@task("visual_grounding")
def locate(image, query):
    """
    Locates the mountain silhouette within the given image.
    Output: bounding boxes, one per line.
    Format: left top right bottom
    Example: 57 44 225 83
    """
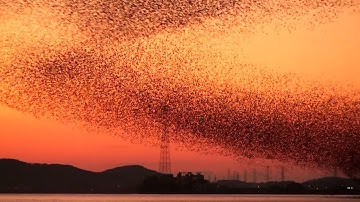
0 159 161 193
302 177 359 191
1 159 359 194
102 165 161 188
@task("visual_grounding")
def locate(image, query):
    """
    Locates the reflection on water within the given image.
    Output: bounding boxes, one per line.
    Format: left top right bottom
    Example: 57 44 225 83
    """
0 194 359 202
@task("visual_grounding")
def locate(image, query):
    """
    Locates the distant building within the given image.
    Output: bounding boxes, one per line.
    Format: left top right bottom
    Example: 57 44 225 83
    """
176 172 205 183
175 172 208 193
140 171 209 193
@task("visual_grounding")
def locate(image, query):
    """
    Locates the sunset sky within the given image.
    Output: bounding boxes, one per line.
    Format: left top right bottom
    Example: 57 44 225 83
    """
1 1 359 182
0 105 335 182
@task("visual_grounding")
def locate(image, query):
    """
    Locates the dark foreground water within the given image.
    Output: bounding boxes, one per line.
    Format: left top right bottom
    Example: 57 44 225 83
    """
0 194 359 202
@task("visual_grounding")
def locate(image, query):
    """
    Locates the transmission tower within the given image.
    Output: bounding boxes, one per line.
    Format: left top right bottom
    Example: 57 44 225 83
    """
266 166 270 182
253 168 256 183
281 166 285 182
159 125 171 174
333 167 338 177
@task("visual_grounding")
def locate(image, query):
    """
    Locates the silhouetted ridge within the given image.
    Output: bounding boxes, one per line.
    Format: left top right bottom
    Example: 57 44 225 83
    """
1 159 359 194
0 159 161 193
303 177 359 190
103 165 159 176
102 165 161 187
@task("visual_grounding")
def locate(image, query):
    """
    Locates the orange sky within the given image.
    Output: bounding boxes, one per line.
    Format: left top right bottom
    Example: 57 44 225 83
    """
0 106 333 182
0 6 359 182
242 9 360 86
0 106 242 178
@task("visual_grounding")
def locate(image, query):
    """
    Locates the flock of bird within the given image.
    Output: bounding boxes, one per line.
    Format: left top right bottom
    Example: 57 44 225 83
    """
0 0 359 177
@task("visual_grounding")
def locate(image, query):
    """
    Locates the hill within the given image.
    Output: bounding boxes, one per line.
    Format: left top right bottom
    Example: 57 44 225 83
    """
0 159 161 193
302 177 359 193
215 177 360 194
1 159 359 194
102 165 161 187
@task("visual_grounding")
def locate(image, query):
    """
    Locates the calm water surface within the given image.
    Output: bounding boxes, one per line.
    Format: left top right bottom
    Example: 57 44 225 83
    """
0 194 359 202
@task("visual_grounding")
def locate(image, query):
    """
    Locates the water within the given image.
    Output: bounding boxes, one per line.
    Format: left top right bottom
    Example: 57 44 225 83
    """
0 194 359 202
